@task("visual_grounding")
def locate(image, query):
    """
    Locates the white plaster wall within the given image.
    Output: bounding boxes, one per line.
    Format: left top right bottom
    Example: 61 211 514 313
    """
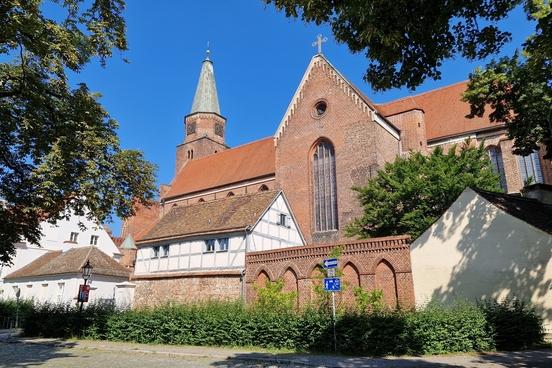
0 210 121 291
134 193 304 275
249 194 304 252
134 233 246 274
1 274 128 305
38 211 120 257
411 188 552 331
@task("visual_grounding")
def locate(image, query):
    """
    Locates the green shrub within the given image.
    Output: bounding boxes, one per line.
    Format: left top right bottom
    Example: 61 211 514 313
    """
7 298 544 355
406 302 494 354
353 288 384 313
0 299 34 319
254 280 297 314
478 298 544 350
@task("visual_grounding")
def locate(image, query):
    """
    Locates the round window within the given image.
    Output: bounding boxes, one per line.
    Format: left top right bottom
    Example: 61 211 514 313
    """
313 101 327 117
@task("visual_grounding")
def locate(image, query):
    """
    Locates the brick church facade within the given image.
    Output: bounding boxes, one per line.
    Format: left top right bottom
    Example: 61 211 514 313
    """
122 48 552 307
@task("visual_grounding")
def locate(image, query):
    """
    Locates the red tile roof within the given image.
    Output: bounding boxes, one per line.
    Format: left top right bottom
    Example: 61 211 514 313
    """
164 137 275 199
5 247 130 280
138 191 279 243
376 81 502 141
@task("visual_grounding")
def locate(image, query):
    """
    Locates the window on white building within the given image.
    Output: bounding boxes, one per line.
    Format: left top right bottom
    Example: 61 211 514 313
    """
204 239 215 253
277 213 289 227
218 238 229 252
69 232 79 243
518 151 544 185
161 245 170 257
90 235 99 245
152 246 160 258
57 282 65 302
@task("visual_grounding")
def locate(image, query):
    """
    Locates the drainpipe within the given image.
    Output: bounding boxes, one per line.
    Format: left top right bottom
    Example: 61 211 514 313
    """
240 226 252 303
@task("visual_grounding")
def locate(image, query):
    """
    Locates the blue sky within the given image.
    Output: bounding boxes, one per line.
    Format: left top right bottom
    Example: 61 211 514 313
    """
67 1 533 234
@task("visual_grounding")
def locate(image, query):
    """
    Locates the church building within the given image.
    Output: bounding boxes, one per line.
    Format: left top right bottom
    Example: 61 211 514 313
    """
123 42 552 307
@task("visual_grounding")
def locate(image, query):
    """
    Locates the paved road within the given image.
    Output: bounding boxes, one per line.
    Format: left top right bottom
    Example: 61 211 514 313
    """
1 338 551 367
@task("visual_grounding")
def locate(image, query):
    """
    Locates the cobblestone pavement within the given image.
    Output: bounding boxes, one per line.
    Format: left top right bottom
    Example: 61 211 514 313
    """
1 338 552 367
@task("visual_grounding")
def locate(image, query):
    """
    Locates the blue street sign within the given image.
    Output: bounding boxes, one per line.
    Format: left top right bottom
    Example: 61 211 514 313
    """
324 277 341 292
323 258 338 269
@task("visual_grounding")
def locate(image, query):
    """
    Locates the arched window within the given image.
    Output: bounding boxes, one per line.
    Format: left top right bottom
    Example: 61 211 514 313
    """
518 151 544 185
312 140 338 232
198 198 205 203
258 184 269 192
226 192 235 197
487 146 507 191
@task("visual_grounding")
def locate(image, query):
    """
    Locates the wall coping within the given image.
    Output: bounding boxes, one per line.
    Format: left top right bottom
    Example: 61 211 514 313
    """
246 236 410 264
131 269 243 280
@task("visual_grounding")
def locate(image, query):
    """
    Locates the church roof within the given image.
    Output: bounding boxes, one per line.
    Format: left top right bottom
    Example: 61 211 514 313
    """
376 81 503 141
190 56 220 115
137 191 279 243
5 247 130 280
164 137 275 199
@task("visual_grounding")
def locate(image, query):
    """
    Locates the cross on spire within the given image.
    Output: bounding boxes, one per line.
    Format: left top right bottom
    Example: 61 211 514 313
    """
312 34 328 54
205 41 211 61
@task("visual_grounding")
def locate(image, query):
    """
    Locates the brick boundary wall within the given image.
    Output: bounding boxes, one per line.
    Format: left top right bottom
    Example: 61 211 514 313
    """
245 236 414 309
131 270 243 308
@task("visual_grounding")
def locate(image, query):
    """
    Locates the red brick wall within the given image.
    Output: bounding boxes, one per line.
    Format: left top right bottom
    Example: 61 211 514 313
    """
275 57 400 244
132 271 242 308
175 112 228 174
245 236 414 310
386 110 427 154
121 201 161 240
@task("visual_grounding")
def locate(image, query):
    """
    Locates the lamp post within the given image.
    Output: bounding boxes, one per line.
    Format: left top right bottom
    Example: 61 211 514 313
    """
77 260 92 336
14 287 20 329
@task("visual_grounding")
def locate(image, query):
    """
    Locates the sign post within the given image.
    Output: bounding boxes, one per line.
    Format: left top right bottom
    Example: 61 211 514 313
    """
323 258 340 352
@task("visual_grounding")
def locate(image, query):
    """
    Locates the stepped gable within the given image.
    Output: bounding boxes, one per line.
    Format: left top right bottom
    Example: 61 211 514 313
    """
164 137 275 199
376 81 502 141
5 247 130 279
138 190 279 243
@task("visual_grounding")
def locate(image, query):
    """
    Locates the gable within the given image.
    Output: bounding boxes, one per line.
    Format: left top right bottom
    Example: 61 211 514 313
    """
273 54 400 144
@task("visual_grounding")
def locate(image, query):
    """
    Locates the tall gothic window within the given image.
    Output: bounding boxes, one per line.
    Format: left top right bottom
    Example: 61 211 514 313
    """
488 146 507 191
312 140 338 232
518 151 544 185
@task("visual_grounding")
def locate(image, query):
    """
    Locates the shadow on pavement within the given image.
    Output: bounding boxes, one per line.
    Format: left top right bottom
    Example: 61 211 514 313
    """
472 350 552 368
0 340 78 368
209 352 462 367
210 349 552 368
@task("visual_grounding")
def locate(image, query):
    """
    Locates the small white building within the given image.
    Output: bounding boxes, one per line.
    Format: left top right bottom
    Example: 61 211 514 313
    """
132 190 305 306
2 247 131 307
411 187 552 331
0 210 126 305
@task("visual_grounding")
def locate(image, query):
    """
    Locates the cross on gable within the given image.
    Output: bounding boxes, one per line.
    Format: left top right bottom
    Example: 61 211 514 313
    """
312 34 328 54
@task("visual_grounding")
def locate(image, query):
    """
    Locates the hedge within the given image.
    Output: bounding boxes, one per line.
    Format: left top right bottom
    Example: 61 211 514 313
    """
1 298 543 356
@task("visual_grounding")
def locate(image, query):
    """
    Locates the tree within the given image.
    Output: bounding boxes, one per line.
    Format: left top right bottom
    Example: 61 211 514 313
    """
346 142 501 240
265 0 552 158
0 1 157 264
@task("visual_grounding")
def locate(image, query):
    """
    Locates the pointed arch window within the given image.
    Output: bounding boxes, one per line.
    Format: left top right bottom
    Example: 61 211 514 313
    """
487 146 507 191
518 151 544 185
312 140 338 232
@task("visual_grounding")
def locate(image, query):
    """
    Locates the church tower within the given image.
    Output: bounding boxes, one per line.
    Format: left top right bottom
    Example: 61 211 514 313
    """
175 50 228 173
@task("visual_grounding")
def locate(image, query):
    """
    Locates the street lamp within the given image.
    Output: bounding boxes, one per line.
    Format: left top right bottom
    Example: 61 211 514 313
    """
82 260 93 282
77 260 92 336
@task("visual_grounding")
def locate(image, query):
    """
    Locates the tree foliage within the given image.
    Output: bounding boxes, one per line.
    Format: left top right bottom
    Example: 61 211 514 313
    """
265 0 552 157
0 1 157 264
346 142 501 239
